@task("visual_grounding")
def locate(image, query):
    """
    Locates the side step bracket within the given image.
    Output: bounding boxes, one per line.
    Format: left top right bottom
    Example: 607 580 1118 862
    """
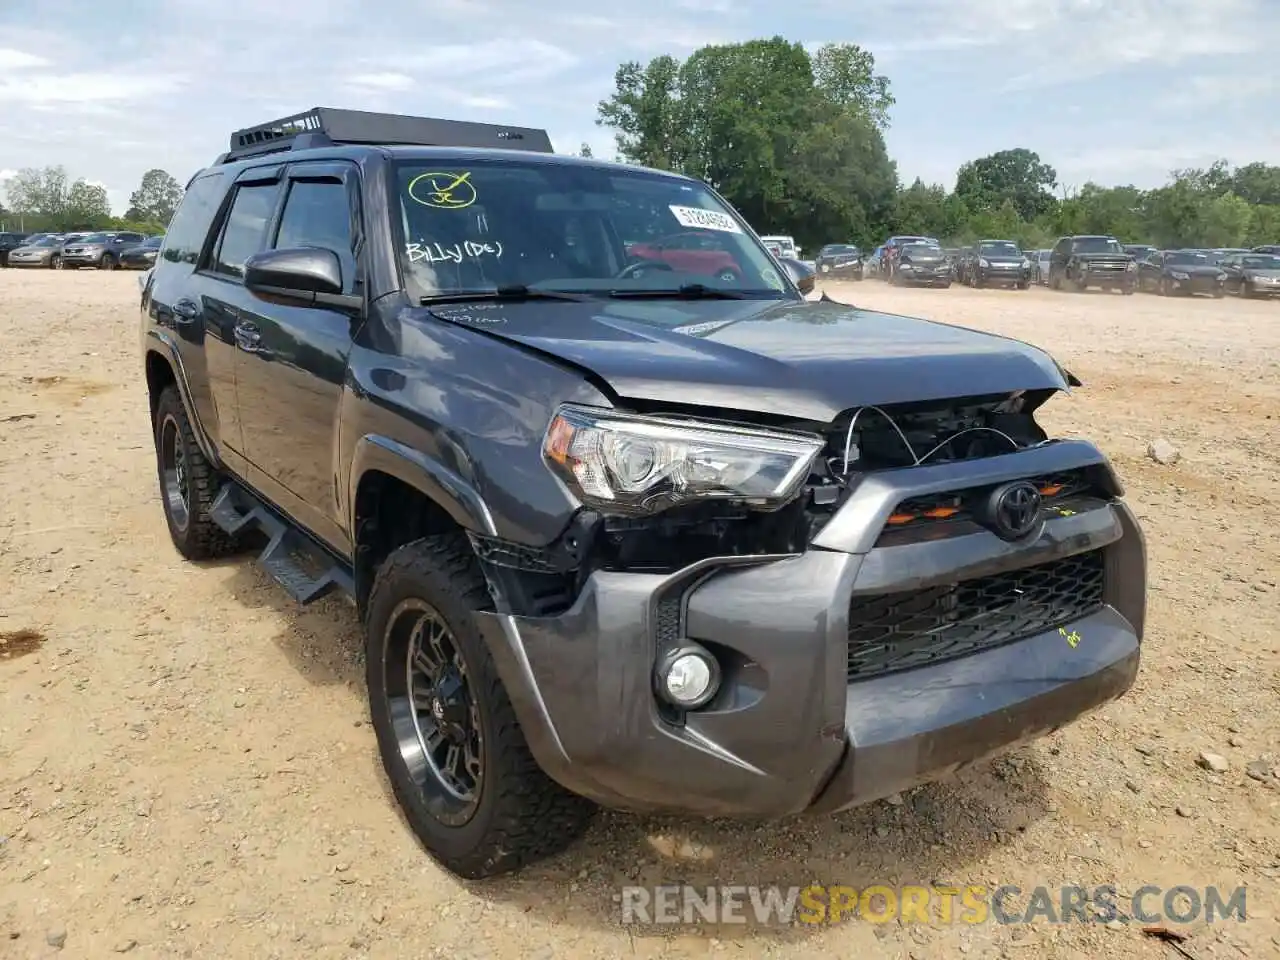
210 484 354 605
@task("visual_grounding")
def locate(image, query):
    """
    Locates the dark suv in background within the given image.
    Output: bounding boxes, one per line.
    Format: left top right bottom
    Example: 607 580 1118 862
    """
138 107 1147 882
0 231 31 267
1048 235 1136 293
961 240 1032 289
815 243 864 280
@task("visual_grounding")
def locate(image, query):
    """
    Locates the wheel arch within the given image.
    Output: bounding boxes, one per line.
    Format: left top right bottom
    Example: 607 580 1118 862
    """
349 436 498 615
143 338 218 465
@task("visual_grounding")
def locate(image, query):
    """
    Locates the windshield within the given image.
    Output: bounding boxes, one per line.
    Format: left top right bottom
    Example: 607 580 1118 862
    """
1165 251 1210 266
142 236 163 248
1071 237 1124 254
394 160 793 299
78 233 109 243
1242 255 1280 269
979 241 1021 257
902 243 941 257
33 237 62 247
822 244 857 256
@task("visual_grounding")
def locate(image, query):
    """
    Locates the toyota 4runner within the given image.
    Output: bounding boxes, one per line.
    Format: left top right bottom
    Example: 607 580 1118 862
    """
140 108 1147 880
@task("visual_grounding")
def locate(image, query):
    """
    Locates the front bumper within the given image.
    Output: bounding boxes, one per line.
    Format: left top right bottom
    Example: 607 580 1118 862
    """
5 254 52 267
1169 275 1224 295
979 267 1031 285
820 261 864 279
1078 269 1134 288
60 252 105 267
898 267 951 285
479 440 1147 817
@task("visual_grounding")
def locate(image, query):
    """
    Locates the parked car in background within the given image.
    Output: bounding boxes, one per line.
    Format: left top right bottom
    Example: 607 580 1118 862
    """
0 231 31 267
963 239 1032 289
1217 251 1280 298
1252 244 1280 255
119 234 165 270
1123 244 1157 262
865 245 884 278
1031 249 1052 284
882 235 939 283
763 240 783 257
626 231 744 283
759 235 799 260
58 230 147 270
815 243 864 280
1135 249 1225 298
891 242 951 287
5 234 67 268
1047 235 1136 293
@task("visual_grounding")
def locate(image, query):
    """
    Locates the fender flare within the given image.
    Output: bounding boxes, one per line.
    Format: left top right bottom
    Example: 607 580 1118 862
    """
347 435 498 538
143 331 219 465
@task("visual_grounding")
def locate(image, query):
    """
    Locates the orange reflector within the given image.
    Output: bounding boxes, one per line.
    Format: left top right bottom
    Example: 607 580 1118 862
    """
922 506 960 519
887 513 916 525
545 416 574 463
1039 484 1063 496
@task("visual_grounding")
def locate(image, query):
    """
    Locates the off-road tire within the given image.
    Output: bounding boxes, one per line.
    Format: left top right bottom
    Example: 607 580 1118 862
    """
153 386 238 561
365 535 596 879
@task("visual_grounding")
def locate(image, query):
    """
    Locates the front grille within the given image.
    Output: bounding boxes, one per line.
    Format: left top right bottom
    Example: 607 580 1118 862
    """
846 549 1106 680
878 470 1093 542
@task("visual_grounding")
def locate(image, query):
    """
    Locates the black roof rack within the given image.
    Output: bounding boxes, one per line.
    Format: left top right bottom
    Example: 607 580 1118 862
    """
219 107 555 163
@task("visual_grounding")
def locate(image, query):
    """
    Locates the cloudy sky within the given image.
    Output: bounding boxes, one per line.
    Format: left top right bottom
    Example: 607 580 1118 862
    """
1 0 1277 216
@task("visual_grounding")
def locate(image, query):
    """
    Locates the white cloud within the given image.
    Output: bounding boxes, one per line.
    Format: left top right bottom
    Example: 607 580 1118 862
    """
0 71 183 105
347 72 417 92
0 169 16 180
0 48 52 70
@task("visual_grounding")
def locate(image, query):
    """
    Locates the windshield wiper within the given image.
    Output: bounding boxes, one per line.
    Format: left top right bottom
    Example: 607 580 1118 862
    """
420 285 594 305
607 284 756 300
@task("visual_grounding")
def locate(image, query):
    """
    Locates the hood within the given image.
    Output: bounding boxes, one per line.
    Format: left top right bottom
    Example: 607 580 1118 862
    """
982 254 1026 264
902 251 944 263
1166 263 1221 275
420 297 1070 422
1245 268 1280 278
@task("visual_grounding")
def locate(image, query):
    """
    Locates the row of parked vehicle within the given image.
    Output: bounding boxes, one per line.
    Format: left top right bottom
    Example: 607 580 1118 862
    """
810 235 1280 299
0 229 165 271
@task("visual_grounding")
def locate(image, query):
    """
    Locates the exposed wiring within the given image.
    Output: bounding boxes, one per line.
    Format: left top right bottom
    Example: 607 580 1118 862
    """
840 405 919 473
915 426 1020 465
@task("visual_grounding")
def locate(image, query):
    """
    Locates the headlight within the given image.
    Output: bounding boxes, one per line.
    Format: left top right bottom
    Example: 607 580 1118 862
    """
543 404 822 516
1215 272 1226 281
1171 271 1189 280
1126 261 1138 272
979 258 990 268
1021 259 1031 268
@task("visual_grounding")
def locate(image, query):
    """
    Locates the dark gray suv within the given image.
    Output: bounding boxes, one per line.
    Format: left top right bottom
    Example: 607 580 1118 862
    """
139 107 1148 880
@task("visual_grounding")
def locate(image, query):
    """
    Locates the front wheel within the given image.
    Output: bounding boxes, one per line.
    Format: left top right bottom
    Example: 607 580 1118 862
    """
100 255 117 271
365 536 596 879
51 255 62 270
1017 280 1030 290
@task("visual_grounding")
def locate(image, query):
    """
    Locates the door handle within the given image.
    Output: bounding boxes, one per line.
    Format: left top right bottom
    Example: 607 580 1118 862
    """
233 322 261 353
172 298 199 322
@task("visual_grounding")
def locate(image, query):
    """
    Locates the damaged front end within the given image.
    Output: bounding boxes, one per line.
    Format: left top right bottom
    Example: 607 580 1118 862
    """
468 386 1103 617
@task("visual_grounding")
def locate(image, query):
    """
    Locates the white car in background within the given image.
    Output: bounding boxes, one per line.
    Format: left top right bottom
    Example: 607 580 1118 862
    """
759 234 800 260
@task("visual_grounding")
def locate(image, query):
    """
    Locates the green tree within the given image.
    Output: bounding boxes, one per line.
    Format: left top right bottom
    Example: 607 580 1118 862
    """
4 165 71 218
596 37 898 251
955 148 1058 222
577 143 594 158
65 181 112 227
125 169 183 226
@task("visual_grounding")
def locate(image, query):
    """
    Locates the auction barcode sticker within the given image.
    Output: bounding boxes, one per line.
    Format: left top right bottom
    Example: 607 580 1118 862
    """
668 205 743 234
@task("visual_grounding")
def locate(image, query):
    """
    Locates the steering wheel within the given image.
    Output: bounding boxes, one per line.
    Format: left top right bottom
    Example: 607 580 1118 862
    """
616 259 675 280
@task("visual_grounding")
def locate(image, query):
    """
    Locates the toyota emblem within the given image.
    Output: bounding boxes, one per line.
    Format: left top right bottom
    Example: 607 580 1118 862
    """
985 481 1043 541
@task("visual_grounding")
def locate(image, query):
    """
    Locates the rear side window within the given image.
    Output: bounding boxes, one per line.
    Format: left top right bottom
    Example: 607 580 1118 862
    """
160 173 227 266
212 183 280 278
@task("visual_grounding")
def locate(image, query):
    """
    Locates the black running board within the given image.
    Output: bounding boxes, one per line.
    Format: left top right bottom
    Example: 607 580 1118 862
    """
210 484 354 605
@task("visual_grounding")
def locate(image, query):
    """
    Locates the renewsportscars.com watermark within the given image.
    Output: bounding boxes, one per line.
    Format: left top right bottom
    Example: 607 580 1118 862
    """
620 884 1248 927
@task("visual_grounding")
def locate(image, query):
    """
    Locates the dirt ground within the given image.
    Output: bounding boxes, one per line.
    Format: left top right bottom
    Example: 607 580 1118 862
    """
1 269 1278 960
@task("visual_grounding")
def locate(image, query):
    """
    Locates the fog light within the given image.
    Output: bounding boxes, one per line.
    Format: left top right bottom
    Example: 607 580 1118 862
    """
656 644 721 709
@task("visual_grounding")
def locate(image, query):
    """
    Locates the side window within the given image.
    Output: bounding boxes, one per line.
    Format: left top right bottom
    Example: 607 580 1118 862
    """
213 182 280 278
273 178 355 289
160 173 227 266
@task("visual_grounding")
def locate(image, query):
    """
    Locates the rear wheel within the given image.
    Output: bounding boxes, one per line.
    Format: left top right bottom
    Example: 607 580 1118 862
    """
153 386 238 560
365 536 596 879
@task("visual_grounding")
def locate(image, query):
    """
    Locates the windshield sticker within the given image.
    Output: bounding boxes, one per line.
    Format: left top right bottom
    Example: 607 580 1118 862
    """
406 240 503 265
668 205 743 234
761 267 784 290
408 172 477 210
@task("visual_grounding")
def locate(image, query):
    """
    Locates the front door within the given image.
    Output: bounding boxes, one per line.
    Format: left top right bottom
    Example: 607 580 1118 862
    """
234 161 363 554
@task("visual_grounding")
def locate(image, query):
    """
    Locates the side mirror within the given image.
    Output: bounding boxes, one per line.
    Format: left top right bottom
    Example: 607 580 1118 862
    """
243 247 361 309
779 257 816 295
